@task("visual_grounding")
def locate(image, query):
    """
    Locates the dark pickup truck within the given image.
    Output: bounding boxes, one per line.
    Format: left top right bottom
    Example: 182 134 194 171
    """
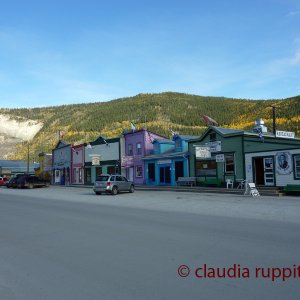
16 175 50 189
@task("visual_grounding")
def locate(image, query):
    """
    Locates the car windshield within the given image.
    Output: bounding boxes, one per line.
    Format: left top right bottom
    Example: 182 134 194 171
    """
96 176 109 181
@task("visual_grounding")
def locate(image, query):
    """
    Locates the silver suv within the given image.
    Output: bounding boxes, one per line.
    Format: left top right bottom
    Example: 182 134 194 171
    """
93 174 134 195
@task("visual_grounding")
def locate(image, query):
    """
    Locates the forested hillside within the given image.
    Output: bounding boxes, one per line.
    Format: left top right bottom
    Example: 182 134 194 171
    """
1 92 300 161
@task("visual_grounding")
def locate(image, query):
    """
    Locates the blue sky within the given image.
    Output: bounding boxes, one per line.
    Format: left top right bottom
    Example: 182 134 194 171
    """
0 0 300 108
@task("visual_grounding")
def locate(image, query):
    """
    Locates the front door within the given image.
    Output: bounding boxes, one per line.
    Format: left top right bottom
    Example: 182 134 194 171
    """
128 167 134 182
159 165 171 185
253 157 275 186
263 157 275 186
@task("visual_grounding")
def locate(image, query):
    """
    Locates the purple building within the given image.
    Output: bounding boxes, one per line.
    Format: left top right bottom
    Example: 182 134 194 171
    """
121 129 166 184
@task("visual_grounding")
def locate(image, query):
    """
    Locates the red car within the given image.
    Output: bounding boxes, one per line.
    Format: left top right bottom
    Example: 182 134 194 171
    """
0 177 8 186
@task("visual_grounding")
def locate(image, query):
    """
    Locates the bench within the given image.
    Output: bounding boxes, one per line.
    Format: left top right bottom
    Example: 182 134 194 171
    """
177 177 196 187
283 184 300 194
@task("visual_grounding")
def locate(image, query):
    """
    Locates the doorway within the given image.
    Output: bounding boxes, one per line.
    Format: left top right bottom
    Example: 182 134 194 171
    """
253 156 275 186
159 165 171 185
175 161 184 181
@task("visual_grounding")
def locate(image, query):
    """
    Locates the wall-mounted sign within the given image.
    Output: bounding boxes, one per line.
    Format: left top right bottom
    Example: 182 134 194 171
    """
276 152 292 175
215 154 225 162
276 131 295 139
196 146 211 158
157 159 172 165
90 154 101 166
205 141 221 152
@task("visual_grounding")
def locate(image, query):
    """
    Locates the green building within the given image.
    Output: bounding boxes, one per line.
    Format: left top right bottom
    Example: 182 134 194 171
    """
188 123 300 188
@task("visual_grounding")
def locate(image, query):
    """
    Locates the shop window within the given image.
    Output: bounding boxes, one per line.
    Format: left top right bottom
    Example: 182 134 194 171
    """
85 168 91 184
196 159 217 176
209 133 216 142
136 166 143 177
225 154 235 174
294 155 300 179
107 166 115 174
96 167 102 177
136 142 142 155
175 139 181 150
128 144 133 156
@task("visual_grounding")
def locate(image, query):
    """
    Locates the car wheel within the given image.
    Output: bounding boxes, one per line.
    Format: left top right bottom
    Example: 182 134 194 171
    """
111 186 118 195
95 192 101 195
28 183 34 189
129 185 134 193
17 184 22 189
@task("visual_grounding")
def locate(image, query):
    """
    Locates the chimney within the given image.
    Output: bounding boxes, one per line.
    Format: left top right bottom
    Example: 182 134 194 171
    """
254 118 268 133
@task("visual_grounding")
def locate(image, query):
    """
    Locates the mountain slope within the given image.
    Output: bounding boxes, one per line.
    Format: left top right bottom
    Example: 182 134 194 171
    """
0 92 299 160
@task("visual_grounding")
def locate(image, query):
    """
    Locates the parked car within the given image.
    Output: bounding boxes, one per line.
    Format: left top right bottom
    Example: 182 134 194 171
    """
5 177 18 188
0 177 8 186
93 174 134 195
16 175 50 189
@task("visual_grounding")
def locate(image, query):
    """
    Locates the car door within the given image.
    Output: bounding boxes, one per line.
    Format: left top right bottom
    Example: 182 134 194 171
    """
116 176 125 191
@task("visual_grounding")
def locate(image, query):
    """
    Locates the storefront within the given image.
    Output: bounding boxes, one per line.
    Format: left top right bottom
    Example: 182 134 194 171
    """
84 136 124 184
144 135 196 186
188 124 300 188
71 144 85 184
52 140 71 185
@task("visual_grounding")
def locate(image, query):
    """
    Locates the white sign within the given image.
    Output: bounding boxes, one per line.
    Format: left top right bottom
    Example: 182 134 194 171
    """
215 154 225 162
205 141 221 152
91 155 101 166
196 146 211 158
276 131 295 139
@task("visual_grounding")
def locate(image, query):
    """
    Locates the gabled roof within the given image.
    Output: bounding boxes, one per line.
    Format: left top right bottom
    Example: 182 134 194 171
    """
188 125 300 143
173 134 200 141
54 139 70 150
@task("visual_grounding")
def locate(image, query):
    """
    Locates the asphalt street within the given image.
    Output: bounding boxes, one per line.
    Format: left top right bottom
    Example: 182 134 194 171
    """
0 186 300 300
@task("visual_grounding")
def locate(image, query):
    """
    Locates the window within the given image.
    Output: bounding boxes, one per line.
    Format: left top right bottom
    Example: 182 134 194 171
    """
294 155 300 179
175 139 181 150
225 154 235 174
196 159 217 176
136 166 143 177
209 133 216 142
128 144 133 156
136 142 142 155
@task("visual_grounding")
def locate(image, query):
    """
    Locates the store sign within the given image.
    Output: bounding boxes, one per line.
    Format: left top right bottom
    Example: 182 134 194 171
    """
91 155 101 166
276 131 295 139
215 154 225 162
157 159 172 164
205 141 221 152
196 146 211 158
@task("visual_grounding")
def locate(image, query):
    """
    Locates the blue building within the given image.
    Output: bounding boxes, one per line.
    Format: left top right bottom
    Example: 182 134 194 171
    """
143 135 199 186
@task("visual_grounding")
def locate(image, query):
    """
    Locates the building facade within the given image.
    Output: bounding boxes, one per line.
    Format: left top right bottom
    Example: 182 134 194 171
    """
121 129 166 184
71 144 85 185
188 125 300 188
52 140 71 185
84 136 124 185
143 135 197 186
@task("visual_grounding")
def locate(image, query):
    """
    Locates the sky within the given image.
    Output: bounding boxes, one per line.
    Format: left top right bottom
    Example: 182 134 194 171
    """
0 0 300 108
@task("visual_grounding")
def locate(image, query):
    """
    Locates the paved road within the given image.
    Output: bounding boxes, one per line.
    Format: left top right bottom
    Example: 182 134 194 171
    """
0 186 300 300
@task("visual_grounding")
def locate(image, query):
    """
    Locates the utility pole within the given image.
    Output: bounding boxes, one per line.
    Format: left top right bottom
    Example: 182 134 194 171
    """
271 106 277 135
27 141 30 174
